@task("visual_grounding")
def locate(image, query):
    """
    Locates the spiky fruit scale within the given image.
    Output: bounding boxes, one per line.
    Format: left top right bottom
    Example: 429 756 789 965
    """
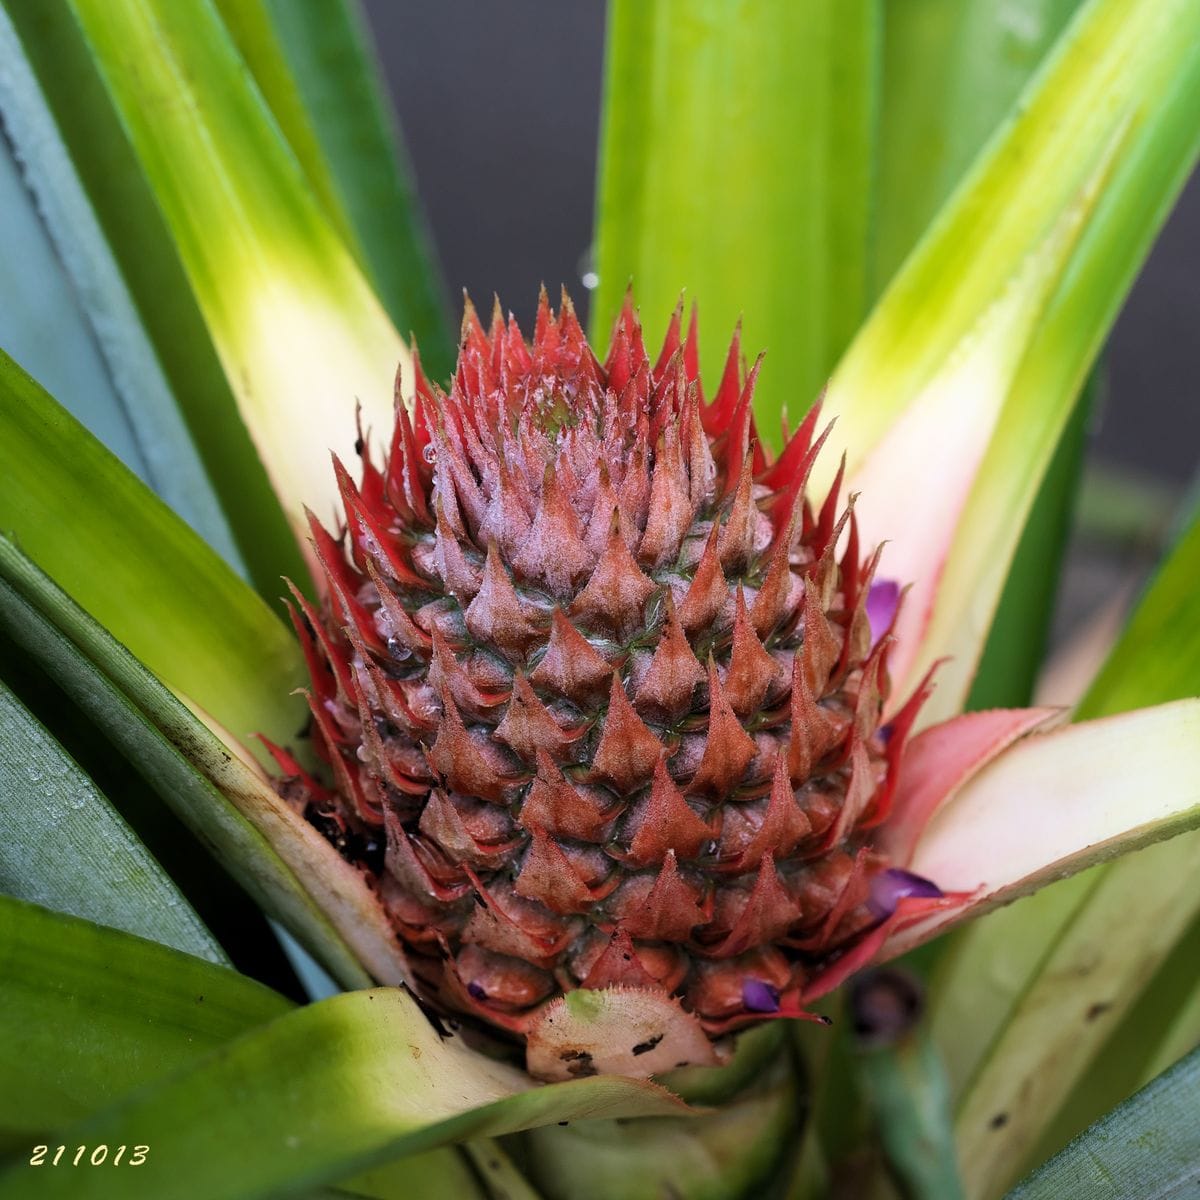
280 290 924 1077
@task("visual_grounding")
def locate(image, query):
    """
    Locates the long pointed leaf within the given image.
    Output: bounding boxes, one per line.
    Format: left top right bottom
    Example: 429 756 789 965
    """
0 350 304 753
889 700 1200 955
964 378 1092 709
591 0 879 440
0 126 146 486
0 538 395 991
949 830 1200 1197
875 0 1084 289
1004 1045 1200 1200
933 499 1200 1195
0 898 483 1200
0 681 222 964
0 0 303 594
0 897 289 1136
216 0 453 377
0 1 241 567
1024 911 1200 1174
66 0 409 542
0 990 685 1200
820 0 1200 719
1080 497 1200 716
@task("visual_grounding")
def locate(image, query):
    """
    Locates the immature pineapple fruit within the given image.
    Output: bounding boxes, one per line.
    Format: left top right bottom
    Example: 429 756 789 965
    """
278 290 929 1078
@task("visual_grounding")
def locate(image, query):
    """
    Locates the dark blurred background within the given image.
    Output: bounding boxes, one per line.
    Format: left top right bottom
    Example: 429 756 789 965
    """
363 1 1197 490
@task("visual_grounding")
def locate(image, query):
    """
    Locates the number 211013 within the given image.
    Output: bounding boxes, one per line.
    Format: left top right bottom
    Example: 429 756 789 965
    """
29 1145 149 1167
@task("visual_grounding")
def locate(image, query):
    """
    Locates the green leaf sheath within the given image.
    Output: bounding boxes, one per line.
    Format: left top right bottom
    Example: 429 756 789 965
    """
591 0 879 442
1004 1046 1200 1200
217 0 453 377
0 985 686 1200
0 349 305 756
0 0 304 595
456 1142 544 1200
0 542 372 991
525 1070 797 1200
336 1151 491 1200
0 681 223 964
855 1027 964 1200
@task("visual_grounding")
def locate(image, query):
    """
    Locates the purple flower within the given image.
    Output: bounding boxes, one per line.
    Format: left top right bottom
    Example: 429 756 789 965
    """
742 979 781 1013
467 981 488 1001
868 868 943 919
866 579 901 647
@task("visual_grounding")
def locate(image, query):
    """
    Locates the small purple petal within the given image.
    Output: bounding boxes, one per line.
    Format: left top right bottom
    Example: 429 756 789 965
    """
877 722 894 746
866 580 901 647
742 979 781 1013
868 868 943 919
467 982 488 1001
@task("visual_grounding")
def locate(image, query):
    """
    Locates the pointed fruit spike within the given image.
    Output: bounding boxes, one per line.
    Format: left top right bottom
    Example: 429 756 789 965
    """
627 755 714 867
591 674 665 794
688 659 758 798
633 592 705 721
726 587 787 717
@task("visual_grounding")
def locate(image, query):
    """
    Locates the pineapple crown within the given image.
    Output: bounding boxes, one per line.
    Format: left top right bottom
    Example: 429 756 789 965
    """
270 289 938 1080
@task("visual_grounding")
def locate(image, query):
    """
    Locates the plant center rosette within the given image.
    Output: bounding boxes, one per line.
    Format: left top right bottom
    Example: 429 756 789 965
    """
267 291 952 1080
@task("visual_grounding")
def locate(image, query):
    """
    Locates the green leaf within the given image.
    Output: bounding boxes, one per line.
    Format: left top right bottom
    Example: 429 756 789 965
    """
0 0 304 595
0 537 391 991
819 0 1200 721
1079 497 1200 717
0 989 685 1200
0 547 372 993
0 349 305 755
1004 1045 1200 1200
931 500 1200 1196
947 831 1200 1197
1024 910 1200 1175
64 0 408 544
964 374 1092 710
0 898 485 1200
0 896 290 1136
0 680 223 964
0 121 145 487
590 0 879 442
1138 934 1200 1086
338 1151 490 1200
456 1142 542 1200
215 0 453 379
875 0 1085 289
